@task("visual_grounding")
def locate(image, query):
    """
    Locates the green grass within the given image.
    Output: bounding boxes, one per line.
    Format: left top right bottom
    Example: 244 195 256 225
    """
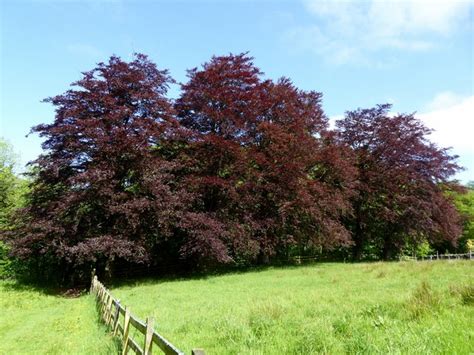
0 282 118 354
1 261 472 354
111 261 474 354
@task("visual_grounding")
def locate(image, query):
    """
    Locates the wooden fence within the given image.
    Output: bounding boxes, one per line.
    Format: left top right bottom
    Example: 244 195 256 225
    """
291 255 318 264
90 274 205 355
400 252 473 261
292 252 473 264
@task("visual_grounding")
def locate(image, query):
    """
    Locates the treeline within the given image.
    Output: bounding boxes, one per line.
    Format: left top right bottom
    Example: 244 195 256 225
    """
1 53 471 284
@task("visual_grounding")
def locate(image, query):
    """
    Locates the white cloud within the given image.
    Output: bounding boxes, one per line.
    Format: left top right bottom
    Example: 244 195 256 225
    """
330 93 474 182
67 44 103 58
418 93 474 181
328 114 344 129
418 93 474 152
289 0 473 65
424 91 467 111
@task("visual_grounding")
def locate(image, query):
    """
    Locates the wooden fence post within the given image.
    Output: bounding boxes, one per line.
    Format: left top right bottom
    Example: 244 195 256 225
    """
113 300 121 336
100 291 106 318
102 292 110 321
98 284 103 306
92 276 98 295
122 307 131 355
106 295 114 326
144 317 154 355
90 268 96 293
102 292 108 322
101 289 107 318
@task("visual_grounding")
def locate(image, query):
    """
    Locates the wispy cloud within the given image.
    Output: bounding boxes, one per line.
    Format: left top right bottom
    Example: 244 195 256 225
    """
424 91 468 111
330 92 474 181
418 93 473 181
287 0 473 65
418 93 474 153
67 43 104 58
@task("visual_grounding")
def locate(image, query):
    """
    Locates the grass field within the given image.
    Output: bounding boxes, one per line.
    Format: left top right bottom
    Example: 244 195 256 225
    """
1 261 472 354
0 282 118 354
111 261 474 354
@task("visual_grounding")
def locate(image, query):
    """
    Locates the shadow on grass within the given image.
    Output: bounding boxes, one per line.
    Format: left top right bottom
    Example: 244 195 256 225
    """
106 260 349 289
106 257 423 290
0 277 89 297
3 258 401 294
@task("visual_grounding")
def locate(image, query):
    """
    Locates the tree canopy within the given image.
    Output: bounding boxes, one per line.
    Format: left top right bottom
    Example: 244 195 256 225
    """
175 54 356 266
0 138 28 277
9 55 189 282
335 104 462 259
0 138 27 231
4 54 465 284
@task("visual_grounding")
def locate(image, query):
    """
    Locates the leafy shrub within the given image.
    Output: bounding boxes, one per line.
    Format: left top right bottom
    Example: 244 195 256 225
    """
0 241 13 279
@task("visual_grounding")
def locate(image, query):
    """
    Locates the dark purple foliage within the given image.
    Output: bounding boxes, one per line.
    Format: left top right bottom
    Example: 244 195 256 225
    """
336 104 462 259
6 54 464 284
175 54 356 264
11 55 189 282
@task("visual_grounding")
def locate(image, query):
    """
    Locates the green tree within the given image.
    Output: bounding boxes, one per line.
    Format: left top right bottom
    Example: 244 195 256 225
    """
0 138 28 277
450 182 474 252
0 138 27 230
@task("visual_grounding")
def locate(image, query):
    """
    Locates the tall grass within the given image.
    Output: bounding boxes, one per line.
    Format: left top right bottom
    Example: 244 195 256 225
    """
0 281 118 354
111 261 473 354
1 261 472 354
406 281 442 319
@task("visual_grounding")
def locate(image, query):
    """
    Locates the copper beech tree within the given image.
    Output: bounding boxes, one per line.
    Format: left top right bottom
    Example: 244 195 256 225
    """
11 55 190 282
7 54 463 283
336 104 462 259
175 54 356 266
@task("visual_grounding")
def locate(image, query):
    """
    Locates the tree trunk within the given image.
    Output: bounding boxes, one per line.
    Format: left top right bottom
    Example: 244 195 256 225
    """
352 240 363 260
382 237 394 260
352 209 364 261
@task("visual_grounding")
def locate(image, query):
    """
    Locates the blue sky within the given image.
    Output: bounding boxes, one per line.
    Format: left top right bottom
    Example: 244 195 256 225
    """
1 0 473 181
